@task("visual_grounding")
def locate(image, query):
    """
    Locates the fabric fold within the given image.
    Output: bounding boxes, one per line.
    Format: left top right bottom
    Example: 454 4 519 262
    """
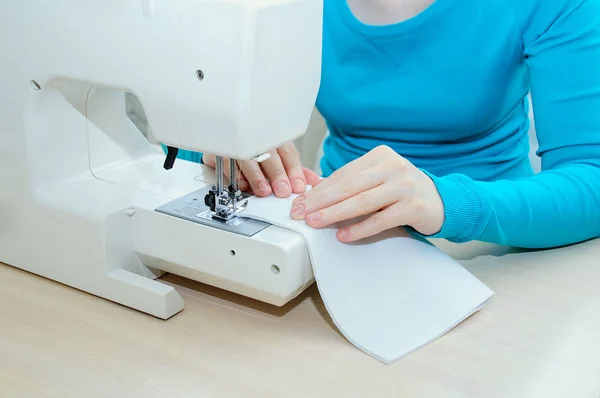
242 193 493 364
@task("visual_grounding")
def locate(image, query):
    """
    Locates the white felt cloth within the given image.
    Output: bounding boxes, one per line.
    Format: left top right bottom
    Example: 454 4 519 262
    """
242 193 493 364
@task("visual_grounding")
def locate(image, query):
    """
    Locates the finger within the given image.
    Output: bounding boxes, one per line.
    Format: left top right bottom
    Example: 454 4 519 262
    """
310 178 325 187
223 159 250 191
337 202 404 243
303 167 321 187
303 184 394 229
237 176 250 192
326 146 387 183
202 153 216 167
260 151 292 198
222 157 232 180
236 160 250 191
291 168 386 220
204 155 250 191
277 143 306 193
240 159 271 197
292 156 381 207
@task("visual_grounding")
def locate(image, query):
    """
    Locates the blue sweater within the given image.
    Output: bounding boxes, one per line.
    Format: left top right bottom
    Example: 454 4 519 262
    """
173 0 600 249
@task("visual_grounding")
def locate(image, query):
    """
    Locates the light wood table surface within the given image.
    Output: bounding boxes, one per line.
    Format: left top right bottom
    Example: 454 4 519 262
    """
1 238 600 398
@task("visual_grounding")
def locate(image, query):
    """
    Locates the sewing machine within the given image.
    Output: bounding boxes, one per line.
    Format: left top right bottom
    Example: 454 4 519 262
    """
0 0 322 319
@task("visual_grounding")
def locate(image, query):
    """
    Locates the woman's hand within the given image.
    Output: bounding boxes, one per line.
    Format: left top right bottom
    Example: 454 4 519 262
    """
202 142 320 198
290 145 445 242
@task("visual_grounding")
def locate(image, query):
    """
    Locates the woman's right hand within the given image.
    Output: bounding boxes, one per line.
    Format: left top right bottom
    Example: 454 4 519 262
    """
202 142 320 198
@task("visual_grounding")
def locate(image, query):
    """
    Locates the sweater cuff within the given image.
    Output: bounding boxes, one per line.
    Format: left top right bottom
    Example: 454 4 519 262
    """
420 171 486 242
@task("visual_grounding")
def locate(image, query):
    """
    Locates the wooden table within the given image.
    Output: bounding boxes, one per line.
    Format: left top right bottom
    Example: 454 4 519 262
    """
1 238 600 398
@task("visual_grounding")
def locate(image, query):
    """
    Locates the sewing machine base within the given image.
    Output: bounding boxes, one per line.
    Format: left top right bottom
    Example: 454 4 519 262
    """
1 0 321 320
0 173 315 320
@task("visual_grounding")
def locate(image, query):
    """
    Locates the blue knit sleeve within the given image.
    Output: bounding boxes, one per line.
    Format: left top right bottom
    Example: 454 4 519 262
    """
427 0 600 248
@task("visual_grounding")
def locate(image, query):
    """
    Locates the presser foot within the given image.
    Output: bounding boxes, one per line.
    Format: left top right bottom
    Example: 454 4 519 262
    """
204 186 248 221
155 185 268 237
203 156 249 221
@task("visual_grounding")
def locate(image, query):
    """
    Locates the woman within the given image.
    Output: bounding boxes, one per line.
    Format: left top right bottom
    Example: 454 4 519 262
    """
176 0 600 249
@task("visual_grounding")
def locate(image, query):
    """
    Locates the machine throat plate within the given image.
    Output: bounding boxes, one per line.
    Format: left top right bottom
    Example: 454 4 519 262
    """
155 186 269 237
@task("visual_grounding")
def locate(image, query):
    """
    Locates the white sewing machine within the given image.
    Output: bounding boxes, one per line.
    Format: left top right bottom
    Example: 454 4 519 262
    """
0 0 322 319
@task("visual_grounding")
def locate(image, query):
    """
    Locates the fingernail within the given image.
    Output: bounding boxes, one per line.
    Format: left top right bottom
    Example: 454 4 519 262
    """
291 178 306 193
337 229 349 241
306 212 321 223
291 204 305 218
293 195 305 205
275 181 291 196
257 181 270 195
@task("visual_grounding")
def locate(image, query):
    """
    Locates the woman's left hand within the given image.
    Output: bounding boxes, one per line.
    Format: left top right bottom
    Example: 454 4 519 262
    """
290 145 445 242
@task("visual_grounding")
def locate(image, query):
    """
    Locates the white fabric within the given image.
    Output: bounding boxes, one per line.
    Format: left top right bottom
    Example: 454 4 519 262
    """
243 193 494 364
